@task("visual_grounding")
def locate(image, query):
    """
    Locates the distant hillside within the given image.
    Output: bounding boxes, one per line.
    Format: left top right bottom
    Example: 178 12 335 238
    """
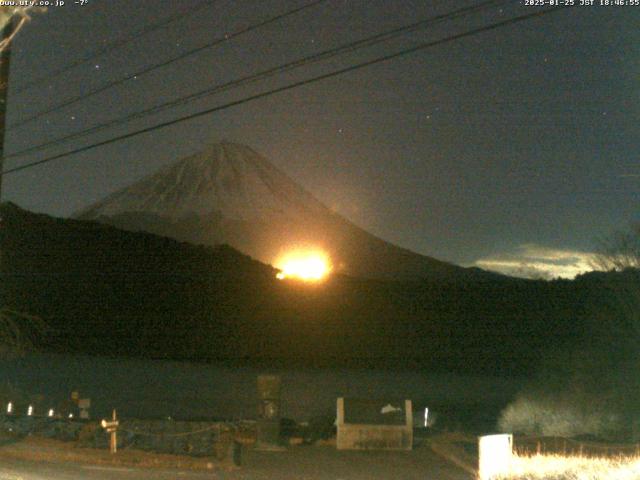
76 142 497 282
0 203 601 375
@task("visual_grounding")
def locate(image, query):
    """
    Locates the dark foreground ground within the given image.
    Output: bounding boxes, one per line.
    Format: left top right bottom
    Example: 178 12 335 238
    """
0 443 473 480
237 443 474 480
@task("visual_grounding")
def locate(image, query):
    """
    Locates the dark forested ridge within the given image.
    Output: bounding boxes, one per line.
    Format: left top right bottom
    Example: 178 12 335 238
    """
0 203 625 375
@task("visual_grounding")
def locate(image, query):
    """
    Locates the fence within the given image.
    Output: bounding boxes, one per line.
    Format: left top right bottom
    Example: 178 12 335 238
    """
0 413 254 459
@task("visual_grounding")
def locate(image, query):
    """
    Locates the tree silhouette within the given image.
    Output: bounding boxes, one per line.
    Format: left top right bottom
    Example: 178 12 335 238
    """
593 223 640 271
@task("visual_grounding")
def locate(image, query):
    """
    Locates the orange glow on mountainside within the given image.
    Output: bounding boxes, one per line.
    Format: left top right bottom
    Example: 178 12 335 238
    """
275 250 331 282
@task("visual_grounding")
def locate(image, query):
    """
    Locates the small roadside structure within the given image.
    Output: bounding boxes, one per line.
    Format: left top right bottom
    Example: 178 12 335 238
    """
478 433 513 480
255 374 284 451
336 397 412 450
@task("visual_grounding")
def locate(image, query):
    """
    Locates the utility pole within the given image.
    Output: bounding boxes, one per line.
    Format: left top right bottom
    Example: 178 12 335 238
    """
0 14 20 202
0 12 19 302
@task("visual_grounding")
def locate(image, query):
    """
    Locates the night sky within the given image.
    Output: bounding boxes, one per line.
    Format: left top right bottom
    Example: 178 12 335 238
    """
3 0 638 278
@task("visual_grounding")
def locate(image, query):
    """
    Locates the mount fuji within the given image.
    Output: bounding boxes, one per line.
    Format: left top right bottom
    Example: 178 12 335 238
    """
76 142 491 281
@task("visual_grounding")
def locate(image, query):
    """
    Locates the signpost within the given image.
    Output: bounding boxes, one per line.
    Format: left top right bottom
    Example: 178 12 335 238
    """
101 409 119 454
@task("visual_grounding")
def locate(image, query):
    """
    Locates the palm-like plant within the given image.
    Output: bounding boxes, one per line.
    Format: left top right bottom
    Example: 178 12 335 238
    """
0 308 47 358
0 7 36 51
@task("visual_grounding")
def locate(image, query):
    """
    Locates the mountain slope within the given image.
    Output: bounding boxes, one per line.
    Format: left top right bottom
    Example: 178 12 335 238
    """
0 203 585 374
76 142 494 281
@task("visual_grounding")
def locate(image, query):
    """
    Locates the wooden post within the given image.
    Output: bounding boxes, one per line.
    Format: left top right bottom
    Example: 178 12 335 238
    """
110 409 117 454
101 409 119 454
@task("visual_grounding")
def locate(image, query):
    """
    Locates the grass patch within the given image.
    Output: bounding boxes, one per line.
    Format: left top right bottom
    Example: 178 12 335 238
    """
496 452 640 479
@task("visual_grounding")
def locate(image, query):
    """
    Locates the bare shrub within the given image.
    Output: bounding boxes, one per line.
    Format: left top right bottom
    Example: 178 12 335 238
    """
592 223 640 272
497 394 621 439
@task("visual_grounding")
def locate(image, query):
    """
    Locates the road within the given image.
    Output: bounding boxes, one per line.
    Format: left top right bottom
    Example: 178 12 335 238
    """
0 458 217 479
0 444 473 479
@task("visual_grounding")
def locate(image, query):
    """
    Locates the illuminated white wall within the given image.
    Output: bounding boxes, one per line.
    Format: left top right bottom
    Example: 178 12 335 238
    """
478 433 513 480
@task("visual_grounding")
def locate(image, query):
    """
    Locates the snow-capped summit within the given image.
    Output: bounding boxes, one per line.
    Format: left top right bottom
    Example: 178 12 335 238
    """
77 142 329 222
77 142 491 281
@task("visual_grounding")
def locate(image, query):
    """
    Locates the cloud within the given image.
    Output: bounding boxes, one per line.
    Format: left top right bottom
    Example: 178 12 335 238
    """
474 244 597 280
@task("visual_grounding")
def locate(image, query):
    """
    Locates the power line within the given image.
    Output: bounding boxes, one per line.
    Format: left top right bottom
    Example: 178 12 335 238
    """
95 0 511 131
2 5 570 177
12 0 218 96
5 0 510 161
9 0 329 130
